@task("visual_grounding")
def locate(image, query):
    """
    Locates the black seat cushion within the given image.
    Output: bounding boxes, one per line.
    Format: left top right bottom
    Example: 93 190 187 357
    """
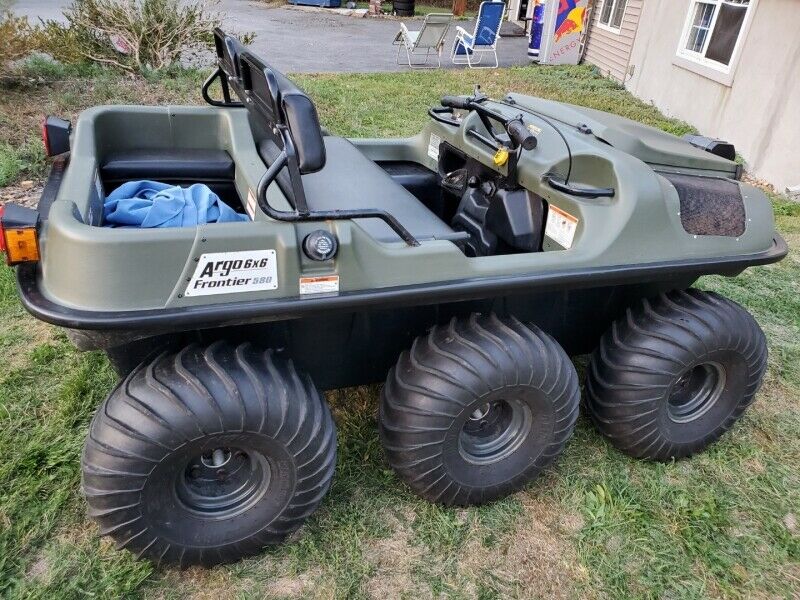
101 149 235 182
259 136 454 243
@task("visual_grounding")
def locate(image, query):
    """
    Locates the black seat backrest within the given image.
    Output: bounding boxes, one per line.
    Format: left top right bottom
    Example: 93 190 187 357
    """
237 51 326 174
213 27 245 81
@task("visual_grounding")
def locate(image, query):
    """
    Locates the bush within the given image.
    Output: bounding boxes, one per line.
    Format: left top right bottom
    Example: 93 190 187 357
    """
0 7 38 76
38 0 247 73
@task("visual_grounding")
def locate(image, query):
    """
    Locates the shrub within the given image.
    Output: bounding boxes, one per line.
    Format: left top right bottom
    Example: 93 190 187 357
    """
38 0 247 73
0 6 38 76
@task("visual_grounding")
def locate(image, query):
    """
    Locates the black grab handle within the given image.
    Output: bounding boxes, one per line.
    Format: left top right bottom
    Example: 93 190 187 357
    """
507 120 538 151
440 96 473 110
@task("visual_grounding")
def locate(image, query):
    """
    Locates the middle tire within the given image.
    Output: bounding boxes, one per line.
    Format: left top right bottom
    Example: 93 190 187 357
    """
380 314 580 506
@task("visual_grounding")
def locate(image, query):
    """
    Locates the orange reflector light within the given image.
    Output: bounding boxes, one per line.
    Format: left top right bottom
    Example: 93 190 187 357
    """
1 204 41 265
3 227 40 265
0 205 5 253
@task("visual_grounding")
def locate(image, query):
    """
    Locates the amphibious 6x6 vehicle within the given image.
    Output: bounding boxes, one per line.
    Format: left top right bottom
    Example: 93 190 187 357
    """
1 30 786 567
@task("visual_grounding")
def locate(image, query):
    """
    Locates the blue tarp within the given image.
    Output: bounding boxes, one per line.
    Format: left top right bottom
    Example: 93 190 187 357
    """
104 180 248 228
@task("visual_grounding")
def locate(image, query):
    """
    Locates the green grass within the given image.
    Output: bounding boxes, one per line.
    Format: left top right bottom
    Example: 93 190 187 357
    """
0 62 797 599
0 139 46 186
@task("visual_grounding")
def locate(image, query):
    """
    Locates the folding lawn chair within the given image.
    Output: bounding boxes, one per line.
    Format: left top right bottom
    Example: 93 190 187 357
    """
393 13 454 69
451 1 505 68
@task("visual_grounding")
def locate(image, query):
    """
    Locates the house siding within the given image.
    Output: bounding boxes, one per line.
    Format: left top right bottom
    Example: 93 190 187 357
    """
583 0 643 82
625 0 800 192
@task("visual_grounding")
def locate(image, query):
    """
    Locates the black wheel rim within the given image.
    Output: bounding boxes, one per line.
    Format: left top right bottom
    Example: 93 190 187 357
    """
176 447 271 518
458 399 533 465
667 362 726 424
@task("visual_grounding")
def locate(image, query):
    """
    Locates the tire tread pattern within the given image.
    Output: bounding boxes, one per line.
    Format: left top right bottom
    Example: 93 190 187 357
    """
82 342 336 567
380 314 580 506
586 289 767 461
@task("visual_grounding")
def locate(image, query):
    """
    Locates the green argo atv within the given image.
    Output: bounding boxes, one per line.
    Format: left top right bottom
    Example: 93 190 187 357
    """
0 29 787 567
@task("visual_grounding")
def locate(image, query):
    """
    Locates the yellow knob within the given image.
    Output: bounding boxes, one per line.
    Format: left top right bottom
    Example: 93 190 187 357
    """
493 147 509 167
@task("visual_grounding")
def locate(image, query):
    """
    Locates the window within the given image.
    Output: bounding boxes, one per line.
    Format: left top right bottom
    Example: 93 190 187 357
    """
678 0 753 71
597 0 627 33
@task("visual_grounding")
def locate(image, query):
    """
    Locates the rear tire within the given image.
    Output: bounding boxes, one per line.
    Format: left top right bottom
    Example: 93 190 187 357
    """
586 289 767 461
380 314 580 506
82 342 336 567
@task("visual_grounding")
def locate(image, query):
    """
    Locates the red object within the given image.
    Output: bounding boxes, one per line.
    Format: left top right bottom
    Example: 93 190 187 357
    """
554 17 579 41
0 204 6 253
41 117 51 157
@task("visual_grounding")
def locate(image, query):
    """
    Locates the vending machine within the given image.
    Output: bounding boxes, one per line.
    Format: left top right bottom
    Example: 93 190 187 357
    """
531 0 589 65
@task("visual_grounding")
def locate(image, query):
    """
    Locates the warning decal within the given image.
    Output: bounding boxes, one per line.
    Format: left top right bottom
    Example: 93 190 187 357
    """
545 205 579 249
246 189 257 219
428 133 441 161
299 275 340 295
185 250 278 297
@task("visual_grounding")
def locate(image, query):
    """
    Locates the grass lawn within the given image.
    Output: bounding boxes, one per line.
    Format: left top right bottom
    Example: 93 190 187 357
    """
0 61 798 599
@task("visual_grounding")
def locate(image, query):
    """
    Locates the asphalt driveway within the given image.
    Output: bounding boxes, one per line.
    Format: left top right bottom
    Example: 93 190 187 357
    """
13 0 531 72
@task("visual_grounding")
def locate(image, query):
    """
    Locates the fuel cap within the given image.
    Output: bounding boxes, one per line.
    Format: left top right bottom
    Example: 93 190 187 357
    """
303 230 338 261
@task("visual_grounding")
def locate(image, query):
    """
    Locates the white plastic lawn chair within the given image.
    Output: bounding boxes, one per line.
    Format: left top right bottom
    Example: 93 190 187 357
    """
393 13 453 69
451 1 505 68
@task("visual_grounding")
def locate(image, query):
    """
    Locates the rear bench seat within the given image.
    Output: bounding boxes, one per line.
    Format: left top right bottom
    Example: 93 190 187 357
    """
99 148 242 216
101 148 235 185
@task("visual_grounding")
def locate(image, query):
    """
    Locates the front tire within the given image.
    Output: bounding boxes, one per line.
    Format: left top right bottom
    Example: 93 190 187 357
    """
380 314 580 506
586 289 767 461
82 342 337 567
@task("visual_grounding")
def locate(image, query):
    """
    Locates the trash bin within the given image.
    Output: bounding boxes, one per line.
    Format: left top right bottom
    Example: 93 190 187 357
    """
393 0 415 16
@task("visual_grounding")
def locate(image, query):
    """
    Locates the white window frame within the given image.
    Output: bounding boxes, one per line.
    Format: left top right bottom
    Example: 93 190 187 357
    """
596 0 628 34
674 0 758 86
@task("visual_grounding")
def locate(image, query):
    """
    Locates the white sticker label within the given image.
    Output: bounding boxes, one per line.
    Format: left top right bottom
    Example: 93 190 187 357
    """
246 189 257 219
545 205 579 249
428 133 441 161
185 250 278 297
299 275 339 295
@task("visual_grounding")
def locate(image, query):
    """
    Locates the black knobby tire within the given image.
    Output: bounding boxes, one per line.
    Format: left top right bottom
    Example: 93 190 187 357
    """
586 289 767 461
82 342 337 567
380 314 580 506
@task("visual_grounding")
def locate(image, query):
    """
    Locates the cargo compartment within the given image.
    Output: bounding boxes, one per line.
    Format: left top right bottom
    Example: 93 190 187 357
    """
74 106 254 226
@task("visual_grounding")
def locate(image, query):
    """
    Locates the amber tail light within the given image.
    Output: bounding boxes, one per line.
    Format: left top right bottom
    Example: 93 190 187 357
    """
0 204 41 265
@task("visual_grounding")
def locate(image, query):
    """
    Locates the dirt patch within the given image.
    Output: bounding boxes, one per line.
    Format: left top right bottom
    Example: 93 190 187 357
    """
0 181 43 209
409 495 591 599
262 569 326 599
25 553 51 583
0 318 57 373
150 566 266 600
148 561 326 600
750 378 798 419
784 513 797 535
486 497 589 599
364 513 426 599
55 519 99 548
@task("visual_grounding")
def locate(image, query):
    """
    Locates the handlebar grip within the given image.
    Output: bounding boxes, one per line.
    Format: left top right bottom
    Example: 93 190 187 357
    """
440 96 473 110
507 120 538 151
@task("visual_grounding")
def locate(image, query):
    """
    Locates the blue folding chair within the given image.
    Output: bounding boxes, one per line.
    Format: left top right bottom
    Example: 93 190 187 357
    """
451 1 505 68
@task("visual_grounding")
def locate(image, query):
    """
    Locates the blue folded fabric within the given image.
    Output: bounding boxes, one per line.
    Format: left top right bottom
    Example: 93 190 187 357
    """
104 180 248 228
